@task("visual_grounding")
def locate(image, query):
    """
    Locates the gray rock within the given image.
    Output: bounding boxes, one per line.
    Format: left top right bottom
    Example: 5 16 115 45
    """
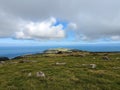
0 61 5 64
55 62 66 65
90 64 96 69
28 72 32 77
36 71 45 78
82 64 96 69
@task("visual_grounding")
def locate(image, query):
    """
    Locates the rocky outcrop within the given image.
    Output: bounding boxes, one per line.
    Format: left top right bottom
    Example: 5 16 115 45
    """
43 48 82 54
0 57 9 61
12 56 25 59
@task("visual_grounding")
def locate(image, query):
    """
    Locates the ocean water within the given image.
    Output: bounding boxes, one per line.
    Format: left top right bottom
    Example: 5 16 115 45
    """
0 45 120 58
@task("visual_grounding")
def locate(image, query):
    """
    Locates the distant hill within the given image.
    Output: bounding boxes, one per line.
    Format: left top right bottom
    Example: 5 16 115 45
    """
43 48 85 54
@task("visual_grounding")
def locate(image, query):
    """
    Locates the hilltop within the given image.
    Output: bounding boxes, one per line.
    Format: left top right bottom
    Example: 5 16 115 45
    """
43 48 87 54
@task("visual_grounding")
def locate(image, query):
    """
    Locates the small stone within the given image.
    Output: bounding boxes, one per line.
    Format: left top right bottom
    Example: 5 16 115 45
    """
36 71 45 78
55 62 66 65
28 72 32 77
90 64 96 69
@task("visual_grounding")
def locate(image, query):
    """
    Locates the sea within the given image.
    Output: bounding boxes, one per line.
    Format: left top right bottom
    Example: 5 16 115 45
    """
0 45 120 59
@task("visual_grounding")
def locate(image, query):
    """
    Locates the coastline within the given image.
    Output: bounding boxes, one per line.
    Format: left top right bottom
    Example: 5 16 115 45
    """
0 48 120 61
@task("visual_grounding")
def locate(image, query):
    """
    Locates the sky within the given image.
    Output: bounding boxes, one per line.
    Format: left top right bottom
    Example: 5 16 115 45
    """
0 0 120 46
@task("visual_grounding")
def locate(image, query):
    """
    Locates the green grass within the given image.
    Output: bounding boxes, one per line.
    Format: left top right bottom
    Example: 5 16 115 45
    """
0 53 120 90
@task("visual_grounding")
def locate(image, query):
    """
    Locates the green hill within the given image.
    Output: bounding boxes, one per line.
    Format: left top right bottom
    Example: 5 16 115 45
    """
0 50 120 90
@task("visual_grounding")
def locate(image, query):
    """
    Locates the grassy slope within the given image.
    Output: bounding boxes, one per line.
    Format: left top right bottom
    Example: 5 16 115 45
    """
0 53 120 90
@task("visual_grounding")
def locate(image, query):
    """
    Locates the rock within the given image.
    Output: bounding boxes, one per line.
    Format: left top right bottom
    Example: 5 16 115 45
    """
36 71 45 78
28 72 32 77
0 57 9 61
102 56 110 60
55 62 66 65
0 61 5 64
90 64 96 69
82 64 96 69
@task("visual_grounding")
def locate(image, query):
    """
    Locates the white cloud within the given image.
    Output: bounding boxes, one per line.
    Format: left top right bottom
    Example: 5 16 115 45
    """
15 17 66 40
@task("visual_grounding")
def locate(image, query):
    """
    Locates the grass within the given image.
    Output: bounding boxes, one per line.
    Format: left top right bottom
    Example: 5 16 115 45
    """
0 52 120 90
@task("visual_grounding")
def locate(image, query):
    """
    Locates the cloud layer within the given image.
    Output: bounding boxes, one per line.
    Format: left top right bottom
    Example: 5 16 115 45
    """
15 17 65 40
0 0 120 41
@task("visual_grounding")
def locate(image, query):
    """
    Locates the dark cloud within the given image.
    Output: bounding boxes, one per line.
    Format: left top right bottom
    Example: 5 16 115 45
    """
0 0 120 40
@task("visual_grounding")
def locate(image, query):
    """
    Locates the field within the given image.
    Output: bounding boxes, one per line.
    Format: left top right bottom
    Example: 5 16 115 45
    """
0 52 120 90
